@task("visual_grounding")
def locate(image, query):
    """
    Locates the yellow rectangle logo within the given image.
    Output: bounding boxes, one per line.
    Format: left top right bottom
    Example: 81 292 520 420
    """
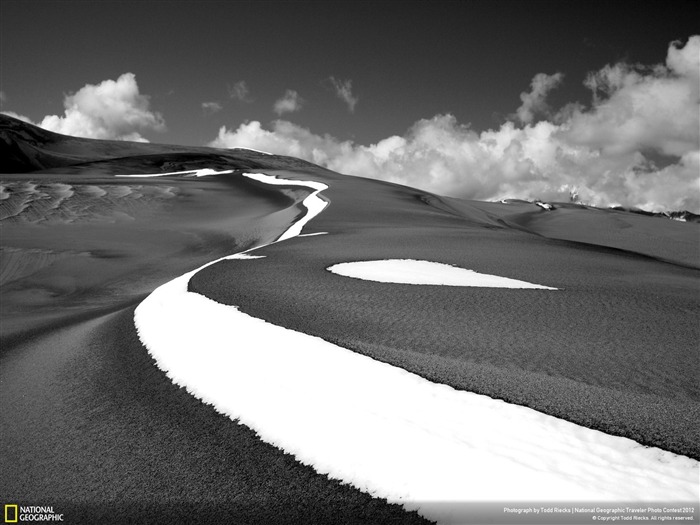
4 504 18 523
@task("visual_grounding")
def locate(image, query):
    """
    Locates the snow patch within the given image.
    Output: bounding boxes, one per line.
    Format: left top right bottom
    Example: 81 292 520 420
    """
297 231 329 237
328 259 557 289
236 147 273 155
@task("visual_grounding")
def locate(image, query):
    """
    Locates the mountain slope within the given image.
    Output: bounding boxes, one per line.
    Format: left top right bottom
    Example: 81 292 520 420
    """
0 113 325 174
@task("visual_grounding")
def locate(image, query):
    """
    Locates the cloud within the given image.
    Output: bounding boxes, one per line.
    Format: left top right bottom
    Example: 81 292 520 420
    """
212 37 699 212
513 72 564 124
228 81 252 102
202 101 223 115
566 38 700 157
665 37 700 81
329 77 358 112
211 120 351 165
3 73 165 142
273 90 303 115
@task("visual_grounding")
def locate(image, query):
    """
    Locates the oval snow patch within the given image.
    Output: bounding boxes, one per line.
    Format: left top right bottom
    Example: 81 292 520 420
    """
327 259 557 289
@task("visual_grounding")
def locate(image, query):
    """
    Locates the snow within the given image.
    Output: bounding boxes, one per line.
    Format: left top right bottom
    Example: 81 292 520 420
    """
235 147 273 155
117 168 234 178
240 172 327 241
327 259 558 289
132 171 698 524
297 231 328 237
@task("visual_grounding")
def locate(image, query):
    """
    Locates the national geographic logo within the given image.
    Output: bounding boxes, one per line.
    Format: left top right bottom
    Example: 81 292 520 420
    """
3 505 63 522
4 506 17 523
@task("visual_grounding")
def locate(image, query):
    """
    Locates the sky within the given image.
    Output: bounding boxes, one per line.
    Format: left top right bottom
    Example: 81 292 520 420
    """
1 0 699 211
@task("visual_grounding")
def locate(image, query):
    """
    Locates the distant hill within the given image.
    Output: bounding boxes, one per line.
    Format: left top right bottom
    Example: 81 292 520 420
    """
1 114 697 223
0 114 323 174
608 206 699 223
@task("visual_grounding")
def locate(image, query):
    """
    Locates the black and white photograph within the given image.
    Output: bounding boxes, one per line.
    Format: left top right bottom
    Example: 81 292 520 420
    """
1 1 698 523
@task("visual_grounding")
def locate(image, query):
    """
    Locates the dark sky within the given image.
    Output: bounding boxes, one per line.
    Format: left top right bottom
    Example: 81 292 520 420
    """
1 0 698 146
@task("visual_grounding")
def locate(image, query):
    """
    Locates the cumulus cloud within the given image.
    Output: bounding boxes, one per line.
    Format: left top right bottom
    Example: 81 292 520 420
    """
566 39 699 157
228 81 252 102
202 101 223 115
2 73 164 142
211 119 352 165
273 89 303 115
212 37 699 212
513 72 564 124
667 36 700 81
329 77 358 112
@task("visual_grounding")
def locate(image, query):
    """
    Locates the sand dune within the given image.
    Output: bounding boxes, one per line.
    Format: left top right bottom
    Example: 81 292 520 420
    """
0 180 178 223
192 170 700 459
1 115 698 524
460 199 700 269
134 173 696 525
